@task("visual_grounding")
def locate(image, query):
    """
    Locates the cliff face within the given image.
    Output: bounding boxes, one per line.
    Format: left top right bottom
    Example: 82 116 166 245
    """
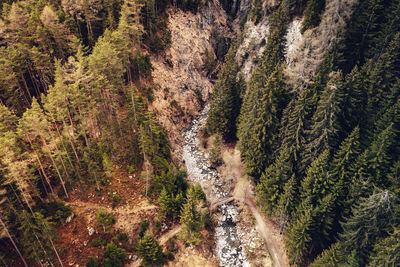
150 1 232 152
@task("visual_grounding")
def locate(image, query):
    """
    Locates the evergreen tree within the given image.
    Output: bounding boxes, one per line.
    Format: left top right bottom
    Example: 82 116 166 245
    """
249 0 263 24
137 234 165 266
368 228 400 266
238 67 289 178
301 72 344 171
310 242 343 267
158 187 173 219
301 0 326 33
180 187 202 244
340 190 396 266
329 127 361 223
238 4 289 178
103 242 126 267
286 198 315 266
207 46 243 140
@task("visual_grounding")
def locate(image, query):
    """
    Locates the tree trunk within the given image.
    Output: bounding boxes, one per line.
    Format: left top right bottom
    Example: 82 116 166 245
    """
0 218 28 267
26 136 55 195
39 134 69 198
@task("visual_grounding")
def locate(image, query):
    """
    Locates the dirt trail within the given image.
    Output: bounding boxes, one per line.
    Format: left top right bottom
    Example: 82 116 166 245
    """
159 226 182 245
222 148 289 267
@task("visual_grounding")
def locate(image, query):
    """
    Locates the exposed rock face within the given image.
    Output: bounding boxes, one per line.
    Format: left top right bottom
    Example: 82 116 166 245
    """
151 2 232 150
285 17 303 67
236 19 270 82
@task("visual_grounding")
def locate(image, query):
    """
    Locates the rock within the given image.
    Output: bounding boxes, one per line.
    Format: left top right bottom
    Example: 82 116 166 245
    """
65 213 74 223
87 227 95 236
132 255 138 261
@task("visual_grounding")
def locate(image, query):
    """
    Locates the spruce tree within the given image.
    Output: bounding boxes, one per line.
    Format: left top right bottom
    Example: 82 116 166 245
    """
286 198 315 266
207 46 243 140
180 187 201 244
137 234 165 266
301 0 326 33
237 4 289 178
310 242 343 267
368 228 400 266
238 67 289 178
340 190 396 265
301 72 344 172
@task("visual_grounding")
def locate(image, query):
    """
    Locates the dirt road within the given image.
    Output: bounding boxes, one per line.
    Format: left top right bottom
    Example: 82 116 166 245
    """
222 148 289 267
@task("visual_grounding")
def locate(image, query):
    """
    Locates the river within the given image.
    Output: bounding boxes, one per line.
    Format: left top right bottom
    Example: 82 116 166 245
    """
182 106 250 267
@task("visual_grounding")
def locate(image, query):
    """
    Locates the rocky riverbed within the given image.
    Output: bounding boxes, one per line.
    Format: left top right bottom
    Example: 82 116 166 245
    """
182 106 250 267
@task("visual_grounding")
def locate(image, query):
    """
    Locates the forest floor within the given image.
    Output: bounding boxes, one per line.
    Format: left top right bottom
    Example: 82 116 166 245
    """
221 146 289 267
56 165 215 267
55 167 159 266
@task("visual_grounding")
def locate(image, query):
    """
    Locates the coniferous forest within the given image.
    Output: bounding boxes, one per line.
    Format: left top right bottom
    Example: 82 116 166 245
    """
208 0 400 266
1 0 400 266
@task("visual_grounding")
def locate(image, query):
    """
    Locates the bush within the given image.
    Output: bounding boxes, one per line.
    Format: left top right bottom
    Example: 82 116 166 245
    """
154 220 161 234
91 238 106 247
137 234 165 266
112 194 120 208
103 242 126 267
112 232 128 245
96 210 115 233
86 257 99 267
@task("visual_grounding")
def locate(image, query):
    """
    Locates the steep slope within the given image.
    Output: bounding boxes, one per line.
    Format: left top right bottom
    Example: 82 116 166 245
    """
150 2 232 150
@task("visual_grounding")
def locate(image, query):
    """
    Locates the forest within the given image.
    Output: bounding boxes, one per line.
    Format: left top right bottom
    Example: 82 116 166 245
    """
0 0 211 266
1 0 400 266
208 0 400 265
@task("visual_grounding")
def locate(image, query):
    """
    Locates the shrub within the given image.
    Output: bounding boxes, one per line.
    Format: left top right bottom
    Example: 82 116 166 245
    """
103 242 126 267
154 220 161 234
112 194 120 208
91 238 106 247
96 210 115 233
86 257 99 267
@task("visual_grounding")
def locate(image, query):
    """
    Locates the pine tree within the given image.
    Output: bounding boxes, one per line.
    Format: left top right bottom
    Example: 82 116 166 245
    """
137 234 165 266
